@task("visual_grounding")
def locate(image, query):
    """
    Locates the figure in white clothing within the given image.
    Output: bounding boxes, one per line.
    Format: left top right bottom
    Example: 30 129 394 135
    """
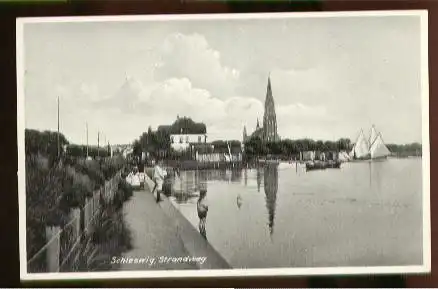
151 161 166 203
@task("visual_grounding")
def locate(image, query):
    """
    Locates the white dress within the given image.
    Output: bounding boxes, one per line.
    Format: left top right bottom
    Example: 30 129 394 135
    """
153 165 167 190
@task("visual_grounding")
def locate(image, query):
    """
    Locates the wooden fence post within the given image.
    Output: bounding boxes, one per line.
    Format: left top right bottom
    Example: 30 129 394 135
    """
45 226 61 272
84 198 91 233
70 208 81 240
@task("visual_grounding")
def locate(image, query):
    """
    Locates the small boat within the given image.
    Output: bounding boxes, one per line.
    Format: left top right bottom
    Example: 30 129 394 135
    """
306 160 341 171
326 160 341 169
306 161 327 171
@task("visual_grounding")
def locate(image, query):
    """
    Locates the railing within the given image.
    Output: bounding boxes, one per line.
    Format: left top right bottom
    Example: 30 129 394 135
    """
27 229 60 273
27 171 122 273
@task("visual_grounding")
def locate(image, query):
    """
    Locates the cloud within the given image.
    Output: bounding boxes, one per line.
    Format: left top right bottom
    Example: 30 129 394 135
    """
87 74 335 142
154 33 240 98
142 78 226 124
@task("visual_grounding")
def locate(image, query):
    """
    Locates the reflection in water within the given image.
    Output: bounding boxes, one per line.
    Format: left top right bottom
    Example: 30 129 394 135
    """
264 164 279 236
172 168 245 203
369 162 372 187
369 161 383 191
173 166 278 238
231 169 242 183
237 194 242 209
257 168 261 192
172 159 422 268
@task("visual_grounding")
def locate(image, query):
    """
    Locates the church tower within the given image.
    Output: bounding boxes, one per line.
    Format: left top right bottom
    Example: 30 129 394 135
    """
242 125 248 143
263 76 278 142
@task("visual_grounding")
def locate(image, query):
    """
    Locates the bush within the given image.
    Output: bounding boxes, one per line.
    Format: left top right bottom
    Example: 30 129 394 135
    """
25 145 126 262
60 166 94 209
26 155 69 257
73 159 105 188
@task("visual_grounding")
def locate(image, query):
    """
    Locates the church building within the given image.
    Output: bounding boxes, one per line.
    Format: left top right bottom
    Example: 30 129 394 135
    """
244 76 280 143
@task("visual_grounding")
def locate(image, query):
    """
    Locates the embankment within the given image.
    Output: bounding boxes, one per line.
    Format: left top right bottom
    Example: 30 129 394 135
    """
144 168 231 269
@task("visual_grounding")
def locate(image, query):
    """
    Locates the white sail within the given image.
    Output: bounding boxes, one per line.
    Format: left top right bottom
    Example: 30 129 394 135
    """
370 134 391 159
338 151 351 162
369 125 378 147
351 130 370 159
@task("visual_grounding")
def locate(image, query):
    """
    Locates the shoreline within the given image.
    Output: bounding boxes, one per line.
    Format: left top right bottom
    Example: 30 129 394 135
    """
143 167 232 270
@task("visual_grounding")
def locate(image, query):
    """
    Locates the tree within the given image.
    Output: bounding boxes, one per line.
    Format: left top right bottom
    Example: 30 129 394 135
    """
25 129 69 160
132 139 142 157
159 116 207 134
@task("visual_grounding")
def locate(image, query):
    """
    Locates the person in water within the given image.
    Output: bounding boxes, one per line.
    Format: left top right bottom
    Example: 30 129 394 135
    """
152 160 166 203
197 189 208 239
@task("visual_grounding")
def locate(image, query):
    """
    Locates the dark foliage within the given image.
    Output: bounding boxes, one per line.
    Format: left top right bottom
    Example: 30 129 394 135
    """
25 130 126 262
66 144 110 158
158 116 207 134
387 143 422 157
244 138 352 158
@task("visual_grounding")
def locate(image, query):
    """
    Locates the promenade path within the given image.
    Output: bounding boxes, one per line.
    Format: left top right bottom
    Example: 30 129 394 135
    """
119 184 198 270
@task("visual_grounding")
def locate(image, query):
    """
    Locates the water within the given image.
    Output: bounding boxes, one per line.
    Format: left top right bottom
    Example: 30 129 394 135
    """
169 158 424 269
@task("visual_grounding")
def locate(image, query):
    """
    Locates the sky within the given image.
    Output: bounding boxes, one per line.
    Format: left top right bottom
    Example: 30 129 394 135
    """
22 14 424 145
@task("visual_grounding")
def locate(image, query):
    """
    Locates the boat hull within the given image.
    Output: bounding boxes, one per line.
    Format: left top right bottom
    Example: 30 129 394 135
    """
306 160 341 171
350 156 388 162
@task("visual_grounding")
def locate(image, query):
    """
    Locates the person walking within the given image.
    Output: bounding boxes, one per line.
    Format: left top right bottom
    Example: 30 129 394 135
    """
152 160 166 203
197 189 208 239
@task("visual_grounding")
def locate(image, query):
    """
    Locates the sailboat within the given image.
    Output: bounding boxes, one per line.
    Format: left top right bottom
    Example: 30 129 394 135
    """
350 125 391 161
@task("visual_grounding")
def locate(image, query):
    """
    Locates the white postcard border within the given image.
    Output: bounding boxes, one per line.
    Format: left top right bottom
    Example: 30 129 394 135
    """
16 10 431 280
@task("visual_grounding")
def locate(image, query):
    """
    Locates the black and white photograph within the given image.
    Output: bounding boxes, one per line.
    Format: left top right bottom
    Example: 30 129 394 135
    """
17 11 430 280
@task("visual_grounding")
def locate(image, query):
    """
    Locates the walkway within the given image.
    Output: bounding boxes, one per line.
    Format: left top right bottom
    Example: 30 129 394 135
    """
119 185 198 270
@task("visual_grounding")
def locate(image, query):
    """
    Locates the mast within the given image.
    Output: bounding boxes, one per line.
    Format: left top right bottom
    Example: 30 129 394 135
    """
86 122 89 158
369 125 378 147
97 130 100 158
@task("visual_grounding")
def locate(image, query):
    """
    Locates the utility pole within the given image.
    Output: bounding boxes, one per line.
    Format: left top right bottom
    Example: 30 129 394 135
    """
57 96 60 158
86 122 89 158
103 133 106 157
97 130 100 158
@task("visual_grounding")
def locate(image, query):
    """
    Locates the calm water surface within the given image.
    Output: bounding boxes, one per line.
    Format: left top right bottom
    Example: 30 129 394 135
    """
169 158 423 268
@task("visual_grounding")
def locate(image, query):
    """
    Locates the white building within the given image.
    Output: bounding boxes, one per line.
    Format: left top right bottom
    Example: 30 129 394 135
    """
170 134 207 152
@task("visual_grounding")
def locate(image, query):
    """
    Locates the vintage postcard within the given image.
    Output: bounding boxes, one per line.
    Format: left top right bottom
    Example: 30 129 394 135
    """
17 10 430 280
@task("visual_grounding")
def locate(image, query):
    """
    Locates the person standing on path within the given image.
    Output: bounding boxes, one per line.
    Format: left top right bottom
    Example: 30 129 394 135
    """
152 160 166 203
197 189 209 239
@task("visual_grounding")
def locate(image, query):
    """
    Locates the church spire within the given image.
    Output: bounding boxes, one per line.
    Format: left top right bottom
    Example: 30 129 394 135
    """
243 125 248 142
256 118 260 129
263 75 278 142
267 73 272 96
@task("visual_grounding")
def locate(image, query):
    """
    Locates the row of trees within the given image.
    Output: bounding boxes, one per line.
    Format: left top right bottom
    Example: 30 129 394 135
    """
133 126 171 158
25 129 114 160
132 118 423 162
25 129 69 164
387 143 422 157
131 116 356 161
244 137 353 157
66 144 112 158
133 117 206 160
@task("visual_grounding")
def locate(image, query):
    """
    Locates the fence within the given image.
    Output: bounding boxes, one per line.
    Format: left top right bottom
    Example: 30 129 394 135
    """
27 171 122 273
